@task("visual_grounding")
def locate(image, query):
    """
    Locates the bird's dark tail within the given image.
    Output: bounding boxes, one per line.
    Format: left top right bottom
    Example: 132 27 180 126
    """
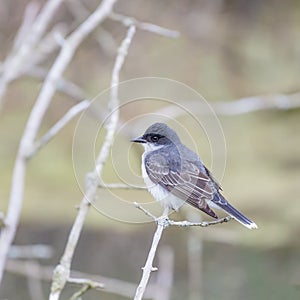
212 193 258 230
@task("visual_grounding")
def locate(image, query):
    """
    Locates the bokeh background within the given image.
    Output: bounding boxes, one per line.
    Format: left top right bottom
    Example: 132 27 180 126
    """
1 0 300 299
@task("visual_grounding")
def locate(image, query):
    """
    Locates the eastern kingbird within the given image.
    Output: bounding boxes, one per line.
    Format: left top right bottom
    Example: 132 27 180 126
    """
131 122 257 229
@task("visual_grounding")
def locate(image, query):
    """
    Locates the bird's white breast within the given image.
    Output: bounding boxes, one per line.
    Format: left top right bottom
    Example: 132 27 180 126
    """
141 150 185 211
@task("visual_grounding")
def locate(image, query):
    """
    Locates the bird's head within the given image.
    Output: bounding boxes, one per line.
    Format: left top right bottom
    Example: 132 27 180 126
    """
131 123 181 152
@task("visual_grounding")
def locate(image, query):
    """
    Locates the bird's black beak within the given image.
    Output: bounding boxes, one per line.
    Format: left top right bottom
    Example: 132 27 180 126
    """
131 136 146 143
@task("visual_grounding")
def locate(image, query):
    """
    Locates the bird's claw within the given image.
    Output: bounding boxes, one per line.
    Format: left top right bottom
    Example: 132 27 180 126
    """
155 216 170 228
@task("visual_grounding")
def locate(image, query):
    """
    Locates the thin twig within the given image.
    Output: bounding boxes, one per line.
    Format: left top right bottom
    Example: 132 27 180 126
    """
69 284 90 300
99 182 146 190
68 277 104 289
168 216 232 227
49 22 135 300
186 212 203 300
68 277 104 300
109 12 180 38
0 0 64 108
153 246 174 300
134 202 157 220
13 2 40 51
133 203 232 299
66 0 118 56
28 100 91 158
134 202 232 227
134 207 169 300
154 92 300 119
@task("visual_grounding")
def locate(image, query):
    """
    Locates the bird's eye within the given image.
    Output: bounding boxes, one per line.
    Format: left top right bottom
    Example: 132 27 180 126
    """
151 135 159 142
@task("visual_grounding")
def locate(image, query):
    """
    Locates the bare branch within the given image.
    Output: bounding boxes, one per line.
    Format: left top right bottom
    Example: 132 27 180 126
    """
99 182 146 190
153 246 174 300
134 202 232 228
213 93 300 115
68 277 104 300
0 0 117 288
66 0 118 56
155 92 300 119
49 22 135 300
68 277 104 289
168 216 232 227
133 203 232 299
186 212 203 300
134 202 157 220
134 207 169 300
28 100 91 158
69 284 90 300
109 12 180 38
13 2 40 51
0 0 64 108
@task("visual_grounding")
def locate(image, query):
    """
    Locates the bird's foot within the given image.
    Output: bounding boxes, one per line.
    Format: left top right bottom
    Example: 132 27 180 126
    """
155 216 170 228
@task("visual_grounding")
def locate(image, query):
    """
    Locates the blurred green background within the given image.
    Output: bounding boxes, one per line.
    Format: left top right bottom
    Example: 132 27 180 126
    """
1 0 300 299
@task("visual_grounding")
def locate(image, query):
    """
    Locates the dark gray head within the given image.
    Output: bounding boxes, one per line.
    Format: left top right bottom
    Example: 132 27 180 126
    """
131 122 181 148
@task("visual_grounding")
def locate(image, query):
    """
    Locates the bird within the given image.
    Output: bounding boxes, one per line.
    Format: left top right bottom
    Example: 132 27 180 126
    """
131 122 257 229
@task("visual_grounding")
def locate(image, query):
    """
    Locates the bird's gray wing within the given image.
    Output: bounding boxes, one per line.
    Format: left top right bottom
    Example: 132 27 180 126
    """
204 165 223 191
145 153 218 218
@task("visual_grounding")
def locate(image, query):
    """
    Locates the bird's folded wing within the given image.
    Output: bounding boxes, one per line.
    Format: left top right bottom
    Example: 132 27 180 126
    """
145 153 218 218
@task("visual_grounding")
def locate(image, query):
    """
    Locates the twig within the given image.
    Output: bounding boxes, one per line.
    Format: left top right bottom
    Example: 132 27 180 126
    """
213 93 300 115
49 22 135 300
69 284 90 300
27 23 69 70
68 277 104 289
154 92 300 119
13 2 40 51
68 277 104 300
153 246 174 300
133 203 232 300
134 202 232 227
99 182 146 190
168 216 232 227
28 100 91 158
134 202 157 220
0 0 63 108
134 207 169 300
186 212 203 300
109 12 180 38
66 0 118 56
